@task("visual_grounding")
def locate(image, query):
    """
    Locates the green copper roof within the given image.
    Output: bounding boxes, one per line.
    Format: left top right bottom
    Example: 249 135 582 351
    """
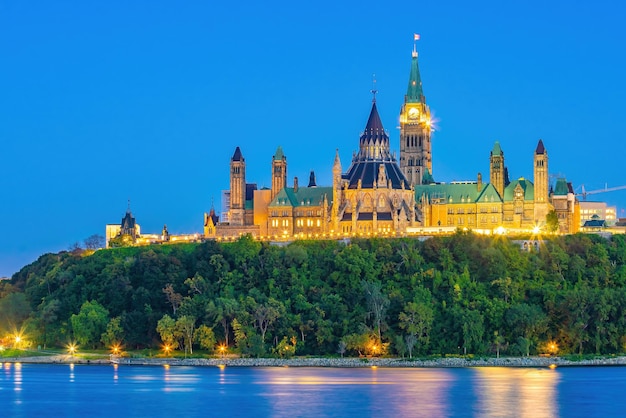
414 182 502 204
406 55 424 103
503 178 534 201
491 141 503 156
422 167 435 185
273 146 285 161
553 178 569 196
269 186 332 208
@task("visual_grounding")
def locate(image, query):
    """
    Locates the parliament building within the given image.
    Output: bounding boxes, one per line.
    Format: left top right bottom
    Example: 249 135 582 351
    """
204 41 580 241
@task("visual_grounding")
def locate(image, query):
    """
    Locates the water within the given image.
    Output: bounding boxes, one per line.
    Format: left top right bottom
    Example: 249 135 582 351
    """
1 363 625 417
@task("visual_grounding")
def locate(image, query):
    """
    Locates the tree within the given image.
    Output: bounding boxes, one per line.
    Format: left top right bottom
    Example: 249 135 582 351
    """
254 300 281 342
546 210 559 233
163 284 183 315
194 324 216 352
461 309 484 355
70 301 110 349
505 303 548 356
399 296 434 357
176 315 196 356
156 314 178 349
0 292 32 333
362 280 389 342
84 234 105 250
101 317 124 347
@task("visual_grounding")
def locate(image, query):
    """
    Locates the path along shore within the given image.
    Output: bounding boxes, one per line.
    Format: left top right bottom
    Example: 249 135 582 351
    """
4 355 626 368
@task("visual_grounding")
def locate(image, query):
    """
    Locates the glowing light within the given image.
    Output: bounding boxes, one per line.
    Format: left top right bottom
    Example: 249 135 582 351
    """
549 364 557 370
495 226 506 235
218 344 227 358
111 344 121 355
163 344 172 356
67 343 77 355
532 226 541 235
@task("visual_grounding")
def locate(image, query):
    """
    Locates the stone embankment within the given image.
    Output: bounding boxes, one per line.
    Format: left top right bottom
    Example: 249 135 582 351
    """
5 355 626 368
111 356 626 368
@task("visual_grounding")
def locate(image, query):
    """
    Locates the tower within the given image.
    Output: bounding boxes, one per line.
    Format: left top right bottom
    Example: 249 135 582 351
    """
332 149 342 232
271 146 287 200
490 141 505 198
534 139 548 203
229 147 246 226
400 37 432 187
534 139 550 222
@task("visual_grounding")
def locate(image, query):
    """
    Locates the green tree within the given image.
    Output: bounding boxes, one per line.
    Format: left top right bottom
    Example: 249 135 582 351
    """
156 314 178 349
101 316 124 347
546 210 559 233
176 315 196 356
70 300 110 349
194 324 216 352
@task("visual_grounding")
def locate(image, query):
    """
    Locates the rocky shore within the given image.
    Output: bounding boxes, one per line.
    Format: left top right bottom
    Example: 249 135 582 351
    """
4 354 626 368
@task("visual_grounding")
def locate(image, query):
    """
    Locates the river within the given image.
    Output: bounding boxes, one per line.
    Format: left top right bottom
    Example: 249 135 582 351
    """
1 363 625 417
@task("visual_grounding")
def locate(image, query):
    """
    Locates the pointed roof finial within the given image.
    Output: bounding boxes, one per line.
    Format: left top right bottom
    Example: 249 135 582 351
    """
370 73 377 103
127 199 131 214
413 33 420 58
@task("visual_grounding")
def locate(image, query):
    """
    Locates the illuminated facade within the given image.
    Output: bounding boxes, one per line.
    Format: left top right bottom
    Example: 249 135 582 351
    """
203 42 581 240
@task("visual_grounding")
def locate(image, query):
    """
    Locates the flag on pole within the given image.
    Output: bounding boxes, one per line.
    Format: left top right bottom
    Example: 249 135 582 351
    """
414 33 420 41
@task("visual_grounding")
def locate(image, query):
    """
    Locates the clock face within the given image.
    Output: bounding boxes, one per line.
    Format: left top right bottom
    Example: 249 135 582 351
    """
408 108 419 120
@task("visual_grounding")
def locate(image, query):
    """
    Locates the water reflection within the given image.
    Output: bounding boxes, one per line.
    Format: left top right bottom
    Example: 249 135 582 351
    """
259 367 454 417
474 367 559 418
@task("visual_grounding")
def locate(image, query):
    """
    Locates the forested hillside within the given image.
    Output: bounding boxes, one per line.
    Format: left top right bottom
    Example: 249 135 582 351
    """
2 232 626 358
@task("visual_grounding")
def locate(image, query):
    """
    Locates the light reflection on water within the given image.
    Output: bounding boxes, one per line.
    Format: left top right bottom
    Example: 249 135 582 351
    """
0 363 625 417
473 367 559 418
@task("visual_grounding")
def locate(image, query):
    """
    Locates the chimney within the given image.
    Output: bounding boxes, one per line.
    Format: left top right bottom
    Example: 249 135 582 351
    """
477 173 482 191
294 176 299 192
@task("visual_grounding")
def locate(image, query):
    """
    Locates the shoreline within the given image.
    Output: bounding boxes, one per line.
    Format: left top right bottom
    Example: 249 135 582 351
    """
4 354 626 368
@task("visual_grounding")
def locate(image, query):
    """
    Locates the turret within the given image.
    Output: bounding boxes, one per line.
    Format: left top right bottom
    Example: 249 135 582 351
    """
271 146 287 200
229 147 246 226
490 141 505 198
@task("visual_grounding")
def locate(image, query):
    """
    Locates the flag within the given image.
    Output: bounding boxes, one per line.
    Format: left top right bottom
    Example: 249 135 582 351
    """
414 33 420 41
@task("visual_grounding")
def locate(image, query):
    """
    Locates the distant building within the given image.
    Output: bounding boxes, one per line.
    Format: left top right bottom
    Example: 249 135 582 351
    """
579 201 617 226
106 205 200 248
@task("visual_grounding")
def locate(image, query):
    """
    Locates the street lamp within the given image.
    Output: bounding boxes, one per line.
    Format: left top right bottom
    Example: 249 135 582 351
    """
218 344 226 358
67 343 77 356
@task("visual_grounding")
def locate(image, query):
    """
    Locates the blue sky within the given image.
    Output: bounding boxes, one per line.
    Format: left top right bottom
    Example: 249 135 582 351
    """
1 0 625 277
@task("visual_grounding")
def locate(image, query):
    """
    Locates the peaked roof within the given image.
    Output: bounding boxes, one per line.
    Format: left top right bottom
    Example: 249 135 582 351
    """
232 146 243 161
535 139 546 155
345 100 408 189
406 53 424 103
414 182 503 204
360 102 389 145
553 178 569 196
504 178 534 201
273 146 285 161
491 141 503 156
269 187 332 208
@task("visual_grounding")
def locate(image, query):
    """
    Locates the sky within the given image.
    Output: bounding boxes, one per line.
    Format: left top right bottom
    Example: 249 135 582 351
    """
1 0 626 277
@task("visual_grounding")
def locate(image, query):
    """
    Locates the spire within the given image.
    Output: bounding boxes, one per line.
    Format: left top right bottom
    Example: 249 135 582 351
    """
333 149 341 170
535 139 546 155
406 37 424 103
273 146 285 161
232 146 243 161
491 141 503 156
358 101 390 160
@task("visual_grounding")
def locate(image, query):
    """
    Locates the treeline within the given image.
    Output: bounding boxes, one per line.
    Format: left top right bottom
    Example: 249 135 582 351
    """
2 232 626 357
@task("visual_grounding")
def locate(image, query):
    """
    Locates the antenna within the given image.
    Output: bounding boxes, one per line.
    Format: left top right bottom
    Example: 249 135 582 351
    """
371 73 377 102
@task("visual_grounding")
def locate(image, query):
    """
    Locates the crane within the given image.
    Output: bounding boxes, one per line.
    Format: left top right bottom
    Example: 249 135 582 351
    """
576 184 626 200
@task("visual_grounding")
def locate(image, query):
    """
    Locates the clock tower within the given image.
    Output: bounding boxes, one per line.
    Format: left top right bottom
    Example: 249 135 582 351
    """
399 38 432 187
